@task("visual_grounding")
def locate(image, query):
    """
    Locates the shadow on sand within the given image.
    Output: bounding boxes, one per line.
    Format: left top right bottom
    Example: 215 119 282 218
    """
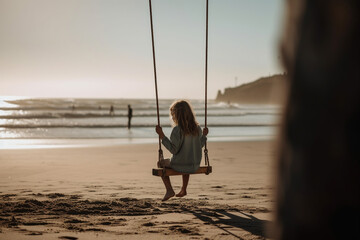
191 209 271 239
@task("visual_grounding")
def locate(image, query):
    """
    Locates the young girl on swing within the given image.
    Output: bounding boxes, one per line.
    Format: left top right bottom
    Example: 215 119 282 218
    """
155 100 208 201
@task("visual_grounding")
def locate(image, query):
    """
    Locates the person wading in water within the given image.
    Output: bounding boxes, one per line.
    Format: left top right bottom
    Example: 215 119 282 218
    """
127 105 133 129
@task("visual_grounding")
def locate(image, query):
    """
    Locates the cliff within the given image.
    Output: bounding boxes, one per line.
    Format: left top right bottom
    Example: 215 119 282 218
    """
216 74 286 104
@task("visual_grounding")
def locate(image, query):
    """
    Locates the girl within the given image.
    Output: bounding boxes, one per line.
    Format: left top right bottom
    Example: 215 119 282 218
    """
155 100 208 201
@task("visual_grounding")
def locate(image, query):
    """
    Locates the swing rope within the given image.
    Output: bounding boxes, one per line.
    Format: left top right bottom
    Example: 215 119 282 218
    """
204 0 210 173
148 0 163 164
149 0 210 171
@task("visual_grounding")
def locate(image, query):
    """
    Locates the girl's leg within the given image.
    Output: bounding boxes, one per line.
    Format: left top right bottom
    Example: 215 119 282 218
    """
161 176 175 201
176 174 189 197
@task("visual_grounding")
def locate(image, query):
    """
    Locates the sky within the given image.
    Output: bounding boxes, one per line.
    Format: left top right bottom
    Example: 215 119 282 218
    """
0 0 284 99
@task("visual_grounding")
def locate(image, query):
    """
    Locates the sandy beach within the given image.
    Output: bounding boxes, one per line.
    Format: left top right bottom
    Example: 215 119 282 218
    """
0 140 276 239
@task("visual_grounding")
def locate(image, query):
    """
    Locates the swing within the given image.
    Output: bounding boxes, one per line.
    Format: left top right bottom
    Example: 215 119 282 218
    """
149 0 212 177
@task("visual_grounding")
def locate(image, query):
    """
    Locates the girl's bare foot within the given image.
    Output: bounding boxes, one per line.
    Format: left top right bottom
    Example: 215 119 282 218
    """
176 189 187 197
162 190 175 201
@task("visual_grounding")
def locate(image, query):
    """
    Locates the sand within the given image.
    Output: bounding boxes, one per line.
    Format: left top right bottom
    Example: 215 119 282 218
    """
0 141 276 239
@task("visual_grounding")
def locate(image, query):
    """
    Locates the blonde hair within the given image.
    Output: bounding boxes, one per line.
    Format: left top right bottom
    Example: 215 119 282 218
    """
170 100 199 136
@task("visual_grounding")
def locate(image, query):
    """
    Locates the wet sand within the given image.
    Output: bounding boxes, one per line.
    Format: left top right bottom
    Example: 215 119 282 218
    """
0 141 276 239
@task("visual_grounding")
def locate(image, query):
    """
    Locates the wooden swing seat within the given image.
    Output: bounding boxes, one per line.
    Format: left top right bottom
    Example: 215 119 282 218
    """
152 166 212 177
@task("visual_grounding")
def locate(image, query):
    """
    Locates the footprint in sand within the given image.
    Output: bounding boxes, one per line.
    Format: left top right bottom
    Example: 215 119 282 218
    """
100 221 112 225
142 222 155 227
225 192 236 195
26 232 43 236
64 219 88 224
241 195 252 198
169 225 199 235
58 236 78 240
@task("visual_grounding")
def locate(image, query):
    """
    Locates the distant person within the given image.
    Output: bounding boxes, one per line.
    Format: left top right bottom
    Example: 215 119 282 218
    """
127 105 133 129
71 104 75 111
109 105 114 116
155 100 208 201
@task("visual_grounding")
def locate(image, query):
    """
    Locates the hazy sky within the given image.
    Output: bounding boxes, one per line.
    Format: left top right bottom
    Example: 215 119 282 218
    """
0 0 284 99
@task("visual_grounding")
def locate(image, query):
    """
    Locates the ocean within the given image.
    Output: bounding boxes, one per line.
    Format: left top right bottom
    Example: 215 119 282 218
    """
0 97 281 148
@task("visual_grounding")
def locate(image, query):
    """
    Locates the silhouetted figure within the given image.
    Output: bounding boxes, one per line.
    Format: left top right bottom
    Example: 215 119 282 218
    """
109 105 114 116
274 0 360 239
127 105 133 129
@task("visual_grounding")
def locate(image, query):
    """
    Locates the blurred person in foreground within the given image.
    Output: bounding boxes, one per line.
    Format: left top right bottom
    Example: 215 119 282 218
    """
274 0 360 239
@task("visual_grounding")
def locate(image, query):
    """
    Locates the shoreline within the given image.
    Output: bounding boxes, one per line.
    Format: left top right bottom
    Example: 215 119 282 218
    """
0 136 274 149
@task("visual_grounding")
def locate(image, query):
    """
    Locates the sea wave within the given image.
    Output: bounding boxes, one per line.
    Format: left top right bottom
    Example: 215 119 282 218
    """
0 112 279 119
0 98 280 139
0 123 277 128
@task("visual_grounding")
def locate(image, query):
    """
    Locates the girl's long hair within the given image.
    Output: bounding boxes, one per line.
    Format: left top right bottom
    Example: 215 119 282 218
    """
170 100 199 136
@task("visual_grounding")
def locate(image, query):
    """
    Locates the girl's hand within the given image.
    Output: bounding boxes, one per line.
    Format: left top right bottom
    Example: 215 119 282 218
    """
203 127 209 136
155 125 165 139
